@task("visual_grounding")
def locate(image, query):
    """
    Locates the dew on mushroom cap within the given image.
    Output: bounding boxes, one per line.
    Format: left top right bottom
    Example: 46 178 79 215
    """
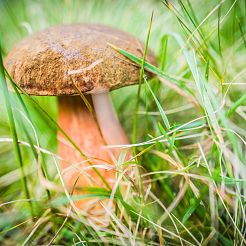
5 23 157 212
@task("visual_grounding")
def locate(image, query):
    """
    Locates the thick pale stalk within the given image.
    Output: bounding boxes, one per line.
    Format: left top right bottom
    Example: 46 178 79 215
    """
92 92 130 159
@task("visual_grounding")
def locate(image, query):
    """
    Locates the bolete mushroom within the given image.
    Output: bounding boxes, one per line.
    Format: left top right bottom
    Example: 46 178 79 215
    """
5 24 156 213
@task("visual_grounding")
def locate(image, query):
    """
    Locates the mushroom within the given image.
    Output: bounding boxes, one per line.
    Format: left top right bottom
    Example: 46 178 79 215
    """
5 24 156 212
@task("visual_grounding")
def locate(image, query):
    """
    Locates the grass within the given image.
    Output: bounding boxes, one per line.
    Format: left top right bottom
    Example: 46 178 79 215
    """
0 0 246 245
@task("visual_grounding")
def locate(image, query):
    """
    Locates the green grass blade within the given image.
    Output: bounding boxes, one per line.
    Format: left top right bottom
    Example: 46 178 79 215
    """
144 77 170 130
0 45 33 216
227 94 246 117
159 35 168 71
5 69 51 200
111 45 194 97
132 11 154 146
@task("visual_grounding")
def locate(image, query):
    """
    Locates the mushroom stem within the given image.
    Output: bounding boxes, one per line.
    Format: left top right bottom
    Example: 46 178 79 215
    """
58 96 115 193
57 95 130 210
92 91 130 146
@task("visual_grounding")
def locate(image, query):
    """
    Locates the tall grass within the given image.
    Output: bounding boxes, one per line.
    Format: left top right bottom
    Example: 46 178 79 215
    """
0 0 245 245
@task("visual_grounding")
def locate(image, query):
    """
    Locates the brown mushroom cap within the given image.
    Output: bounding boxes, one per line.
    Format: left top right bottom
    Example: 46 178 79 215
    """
5 24 156 96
